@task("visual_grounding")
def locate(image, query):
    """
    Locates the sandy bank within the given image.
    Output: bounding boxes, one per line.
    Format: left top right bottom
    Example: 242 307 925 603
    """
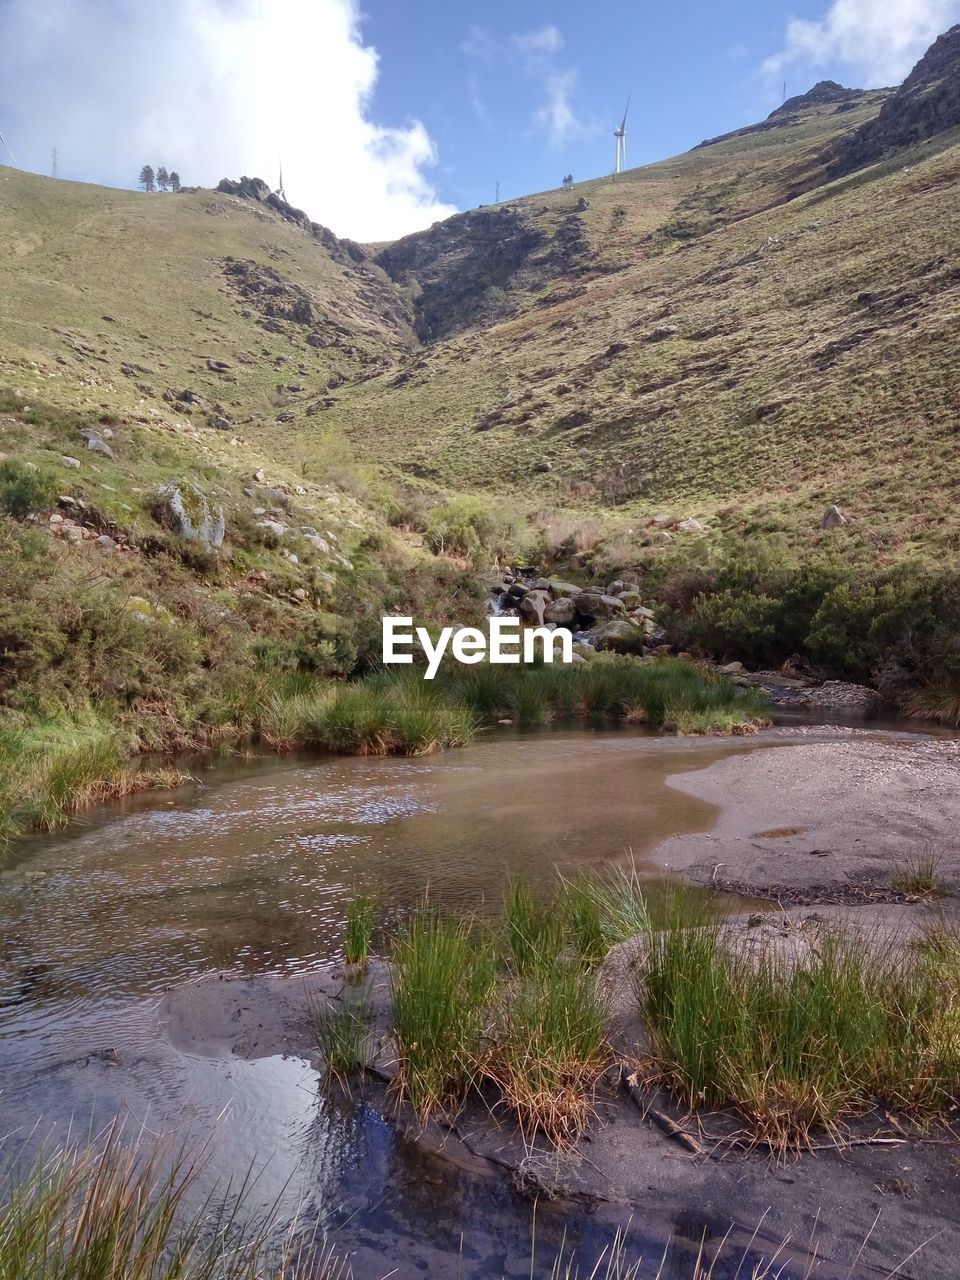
652 729 960 904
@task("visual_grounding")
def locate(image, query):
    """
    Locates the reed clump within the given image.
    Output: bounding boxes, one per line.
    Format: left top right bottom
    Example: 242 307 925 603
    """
0 719 186 839
0 1123 346 1280
344 893 378 967
638 890 960 1152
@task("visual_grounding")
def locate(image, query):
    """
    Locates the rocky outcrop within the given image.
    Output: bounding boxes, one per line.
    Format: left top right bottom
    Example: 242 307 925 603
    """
375 202 595 342
826 25 960 178
376 205 549 341
216 176 367 268
490 570 659 648
152 482 225 548
697 82 879 149
768 81 867 119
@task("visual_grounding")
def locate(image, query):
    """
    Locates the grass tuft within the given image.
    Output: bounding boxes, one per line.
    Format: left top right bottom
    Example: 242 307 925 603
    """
390 909 495 1121
344 893 378 967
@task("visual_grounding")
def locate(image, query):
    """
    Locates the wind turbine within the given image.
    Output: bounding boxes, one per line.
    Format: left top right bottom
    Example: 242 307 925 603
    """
613 95 630 175
0 128 15 164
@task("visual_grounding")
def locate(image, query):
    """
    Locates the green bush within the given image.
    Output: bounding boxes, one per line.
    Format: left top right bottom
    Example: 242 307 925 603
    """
0 460 57 517
422 495 527 566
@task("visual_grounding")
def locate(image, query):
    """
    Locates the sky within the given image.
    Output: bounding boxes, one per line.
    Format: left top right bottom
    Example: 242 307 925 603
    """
0 0 957 242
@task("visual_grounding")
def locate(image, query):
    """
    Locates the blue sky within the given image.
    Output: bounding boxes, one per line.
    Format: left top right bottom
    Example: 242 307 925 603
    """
364 0 813 208
0 0 957 239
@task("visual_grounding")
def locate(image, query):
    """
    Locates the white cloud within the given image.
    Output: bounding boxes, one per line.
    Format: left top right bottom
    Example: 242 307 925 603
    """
512 25 565 58
535 70 585 148
764 0 960 87
462 22 592 147
0 0 456 241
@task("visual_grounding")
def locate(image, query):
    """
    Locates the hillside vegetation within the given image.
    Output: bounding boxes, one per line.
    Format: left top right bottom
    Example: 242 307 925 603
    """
0 25 959 831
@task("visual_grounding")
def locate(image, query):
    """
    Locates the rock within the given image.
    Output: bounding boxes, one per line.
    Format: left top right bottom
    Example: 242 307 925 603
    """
591 619 644 653
533 461 553 473
554 407 591 430
253 468 265 483
95 535 116 553
61 456 81 469
287 553 299 565
124 596 175 626
164 388 205 406
48 512 63 525
291 587 308 602
544 597 576 625
207 359 231 372
677 517 706 534
821 504 848 529
86 435 115 459
718 661 745 674
519 591 549 626
575 197 590 211
649 324 679 341
208 415 233 431
304 534 330 554
153 482 225 548
62 525 83 542
576 593 626 621
546 580 581 598
651 531 674 545
618 589 642 609
256 519 288 538
507 582 529 599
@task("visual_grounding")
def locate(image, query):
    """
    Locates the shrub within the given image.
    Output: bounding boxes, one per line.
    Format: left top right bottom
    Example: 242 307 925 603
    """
0 459 57 517
422 495 527 566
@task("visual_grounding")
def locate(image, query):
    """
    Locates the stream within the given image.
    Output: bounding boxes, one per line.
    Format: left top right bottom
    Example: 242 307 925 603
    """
0 727 847 1276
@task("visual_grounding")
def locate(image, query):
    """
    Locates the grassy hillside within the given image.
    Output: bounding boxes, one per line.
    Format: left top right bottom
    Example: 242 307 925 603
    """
316 95 960 559
1 24 960 818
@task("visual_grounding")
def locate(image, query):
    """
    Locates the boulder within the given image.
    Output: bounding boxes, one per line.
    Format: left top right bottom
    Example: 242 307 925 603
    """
507 581 529 599
677 517 706 534
821 504 848 529
591 619 644 654
256 519 289 538
718 661 745 674
546 580 581 598
544 597 576 625
61 456 81 469
304 534 330 554
86 435 115 459
153 482 225 548
519 591 549 626
576 593 626 621
95 534 117 553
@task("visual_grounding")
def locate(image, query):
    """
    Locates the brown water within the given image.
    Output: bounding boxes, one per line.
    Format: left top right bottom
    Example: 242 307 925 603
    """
0 728 787 1277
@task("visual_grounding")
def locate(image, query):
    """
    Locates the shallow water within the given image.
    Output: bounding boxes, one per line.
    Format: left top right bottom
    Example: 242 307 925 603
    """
0 728 800 1277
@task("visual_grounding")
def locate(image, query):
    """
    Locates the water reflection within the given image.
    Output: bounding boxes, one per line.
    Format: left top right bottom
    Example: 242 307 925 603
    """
0 729 768 1278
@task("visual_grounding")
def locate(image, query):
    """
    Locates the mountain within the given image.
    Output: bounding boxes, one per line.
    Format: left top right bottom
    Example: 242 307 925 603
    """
310 30 960 559
1 24 960 771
